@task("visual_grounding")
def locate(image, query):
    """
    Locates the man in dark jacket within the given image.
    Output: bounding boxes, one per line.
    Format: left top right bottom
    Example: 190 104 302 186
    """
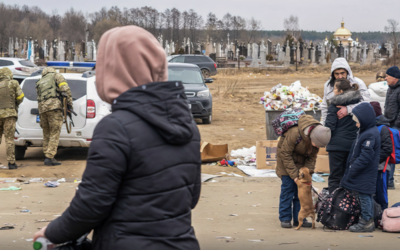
383 66 400 189
34 26 202 250
325 87 361 194
341 103 380 232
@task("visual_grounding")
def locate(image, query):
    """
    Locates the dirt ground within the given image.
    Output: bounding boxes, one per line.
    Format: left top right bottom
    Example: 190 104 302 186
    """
0 69 395 249
0 179 399 250
0 69 378 178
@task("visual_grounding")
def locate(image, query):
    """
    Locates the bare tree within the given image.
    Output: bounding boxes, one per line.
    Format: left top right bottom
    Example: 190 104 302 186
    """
93 18 120 43
385 19 400 65
246 17 262 43
284 15 300 38
61 8 86 42
231 16 246 41
171 8 181 42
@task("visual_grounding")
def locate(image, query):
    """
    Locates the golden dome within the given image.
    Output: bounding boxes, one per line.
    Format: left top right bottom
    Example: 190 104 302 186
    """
334 21 352 36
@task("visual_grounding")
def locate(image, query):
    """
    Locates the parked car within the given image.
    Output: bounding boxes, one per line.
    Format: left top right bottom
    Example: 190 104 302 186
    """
14 71 111 159
0 57 40 83
168 63 213 124
167 55 217 78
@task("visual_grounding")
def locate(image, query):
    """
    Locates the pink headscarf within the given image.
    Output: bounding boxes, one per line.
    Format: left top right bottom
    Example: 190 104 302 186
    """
96 26 168 104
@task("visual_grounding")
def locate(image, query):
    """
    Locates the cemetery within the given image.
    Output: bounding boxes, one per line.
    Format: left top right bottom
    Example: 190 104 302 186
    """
3 21 399 71
1 3 400 250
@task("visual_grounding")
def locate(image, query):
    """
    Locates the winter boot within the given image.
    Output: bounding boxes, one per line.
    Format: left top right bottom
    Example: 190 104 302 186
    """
8 162 18 170
44 158 62 166
294 220 313 228
349 217 375 232
281 220 292 228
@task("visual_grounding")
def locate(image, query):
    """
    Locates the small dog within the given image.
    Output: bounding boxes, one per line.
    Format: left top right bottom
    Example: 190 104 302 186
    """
295 167 316 230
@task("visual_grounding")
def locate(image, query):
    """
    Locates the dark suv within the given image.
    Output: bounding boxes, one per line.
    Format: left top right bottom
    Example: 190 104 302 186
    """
167 55 217 78
168 63 213 124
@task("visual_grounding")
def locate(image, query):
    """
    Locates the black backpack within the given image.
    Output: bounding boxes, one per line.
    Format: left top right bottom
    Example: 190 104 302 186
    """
317 187 361 230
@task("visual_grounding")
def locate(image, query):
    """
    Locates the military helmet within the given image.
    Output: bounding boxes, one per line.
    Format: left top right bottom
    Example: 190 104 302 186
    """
0 67 13 81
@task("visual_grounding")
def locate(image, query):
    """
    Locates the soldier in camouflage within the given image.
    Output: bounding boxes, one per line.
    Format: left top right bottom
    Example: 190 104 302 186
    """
36 67 73 166
0 68 24 169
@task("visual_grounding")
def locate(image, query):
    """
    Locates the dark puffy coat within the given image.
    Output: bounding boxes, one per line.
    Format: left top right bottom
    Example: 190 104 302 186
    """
276 115 320 179
325 90 361 152
45 82 201 250
384 79 400 128
341 103 380 194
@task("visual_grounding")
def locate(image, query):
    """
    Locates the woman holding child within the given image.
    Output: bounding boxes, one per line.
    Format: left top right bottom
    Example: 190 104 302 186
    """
325 79 362 194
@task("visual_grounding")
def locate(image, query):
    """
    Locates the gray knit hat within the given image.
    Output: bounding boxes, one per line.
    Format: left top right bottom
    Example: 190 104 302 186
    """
310 125 331 148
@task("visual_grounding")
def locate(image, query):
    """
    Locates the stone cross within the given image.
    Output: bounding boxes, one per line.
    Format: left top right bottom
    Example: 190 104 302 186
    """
310 43 316 63
92 40 97 61
362 42 367 63
249 43 259 67
260 40 267 66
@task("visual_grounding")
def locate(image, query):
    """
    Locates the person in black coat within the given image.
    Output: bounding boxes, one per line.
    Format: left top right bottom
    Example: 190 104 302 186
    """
341 103 380 232
324 78 362 194
382 66 400 189
34 26 202 250
371 102 393 210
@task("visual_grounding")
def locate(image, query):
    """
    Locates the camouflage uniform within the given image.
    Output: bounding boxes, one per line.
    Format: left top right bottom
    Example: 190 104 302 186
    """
37 67 73 159
0 68 24 164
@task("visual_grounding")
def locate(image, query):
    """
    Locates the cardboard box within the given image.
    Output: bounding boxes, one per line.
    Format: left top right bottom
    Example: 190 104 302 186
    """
315 155 330 173
200 141 228 163
256 140 278 169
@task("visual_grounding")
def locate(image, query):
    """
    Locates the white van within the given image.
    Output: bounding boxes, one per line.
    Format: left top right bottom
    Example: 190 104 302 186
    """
14 71 111 159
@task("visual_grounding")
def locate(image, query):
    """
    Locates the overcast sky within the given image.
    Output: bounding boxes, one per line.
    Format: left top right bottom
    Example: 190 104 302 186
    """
4 0 399 32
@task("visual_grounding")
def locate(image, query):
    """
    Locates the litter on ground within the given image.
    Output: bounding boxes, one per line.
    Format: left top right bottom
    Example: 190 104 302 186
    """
237 165 277 177
0 186 22 191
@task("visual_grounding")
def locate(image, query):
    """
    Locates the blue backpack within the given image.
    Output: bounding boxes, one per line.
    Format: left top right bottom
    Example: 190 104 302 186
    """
377 125 399 165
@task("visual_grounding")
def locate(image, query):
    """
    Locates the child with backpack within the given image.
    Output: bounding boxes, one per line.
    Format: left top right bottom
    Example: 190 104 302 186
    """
371 102 393 210
325 79 362 194
341 103 381 232
276 114 331 228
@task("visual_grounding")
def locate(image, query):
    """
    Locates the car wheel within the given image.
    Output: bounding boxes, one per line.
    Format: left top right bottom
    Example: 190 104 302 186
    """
15 146 26 160
202 115 212 124
201 69 211 79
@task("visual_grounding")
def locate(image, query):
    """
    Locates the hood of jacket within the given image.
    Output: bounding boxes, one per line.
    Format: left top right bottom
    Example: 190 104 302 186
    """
0 67 13 81
330 58 356 83
330 90 361 106
41 67 56 77
352 103 376 132
112 81 194 145
376 115 390 127
298 115 321 140
96 26 168 104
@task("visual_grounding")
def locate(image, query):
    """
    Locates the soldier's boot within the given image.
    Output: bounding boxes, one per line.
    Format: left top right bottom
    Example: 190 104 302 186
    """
8 162 18 170
44 158 62 166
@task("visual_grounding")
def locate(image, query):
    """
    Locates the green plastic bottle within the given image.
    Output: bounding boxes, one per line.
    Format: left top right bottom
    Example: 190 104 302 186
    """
33 237 54 250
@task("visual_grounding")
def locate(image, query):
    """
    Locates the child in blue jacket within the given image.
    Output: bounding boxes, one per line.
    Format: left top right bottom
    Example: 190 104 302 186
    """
341 103 380 232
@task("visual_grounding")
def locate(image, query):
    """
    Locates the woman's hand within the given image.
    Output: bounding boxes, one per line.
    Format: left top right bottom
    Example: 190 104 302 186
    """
33 226 47 242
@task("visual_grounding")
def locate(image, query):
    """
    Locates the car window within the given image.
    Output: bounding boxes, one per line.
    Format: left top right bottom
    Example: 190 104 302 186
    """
197 57 212 63
170 56 185 63
168 67 203 84
0 60 14 66
185 56 200 63
19 60 36 67
22 79 87 101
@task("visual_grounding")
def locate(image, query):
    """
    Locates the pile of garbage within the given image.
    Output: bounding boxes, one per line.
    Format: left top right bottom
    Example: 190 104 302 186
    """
260 81 323 111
